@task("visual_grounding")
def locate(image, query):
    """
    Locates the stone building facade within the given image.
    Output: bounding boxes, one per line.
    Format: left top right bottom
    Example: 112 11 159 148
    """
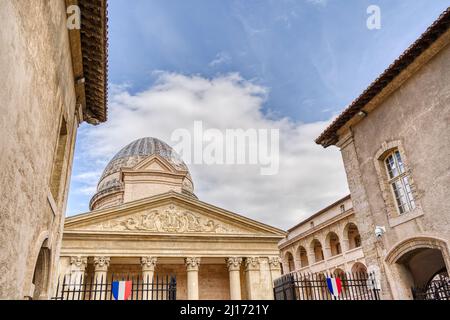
316 9 450 299
279 195 367 277
0 0 108 299
58 138 285 300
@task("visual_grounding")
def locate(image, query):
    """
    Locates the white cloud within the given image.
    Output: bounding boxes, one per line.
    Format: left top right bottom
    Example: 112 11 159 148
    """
77 186 98 196
209 52 232 67
73 171 102 183
77 72 349 229
306 0 328 7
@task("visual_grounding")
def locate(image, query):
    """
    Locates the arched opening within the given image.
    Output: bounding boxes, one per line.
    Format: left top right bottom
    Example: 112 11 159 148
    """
297 246 309 268
31 244 51 300
351 262 368 277
397 248 448 299
326 232 342 256
415 270 450 300
386 237 450 300
311 239 324 263
285 252 295 272
333 268 348 294
345 223 361 250
333 268 345 277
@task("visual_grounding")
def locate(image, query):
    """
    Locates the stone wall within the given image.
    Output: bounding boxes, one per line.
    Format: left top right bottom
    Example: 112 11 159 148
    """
0 0 78 299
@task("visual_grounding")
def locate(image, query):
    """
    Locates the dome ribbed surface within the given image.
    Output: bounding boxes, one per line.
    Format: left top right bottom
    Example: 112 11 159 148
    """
97 137 189 193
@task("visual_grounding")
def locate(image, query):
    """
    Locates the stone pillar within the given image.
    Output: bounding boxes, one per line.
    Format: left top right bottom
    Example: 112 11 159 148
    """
308 252 316 265
323 245 332 259
269 257 282 283
226 257 242 300
93 256 110 300
337 133 393 299
140 257 157 283
69 256 87 293
245 257 261 300
141 257 157 300
185 257 201 300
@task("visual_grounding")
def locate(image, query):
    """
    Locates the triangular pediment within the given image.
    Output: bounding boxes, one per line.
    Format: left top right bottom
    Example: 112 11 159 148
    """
65 192 286 238
131 155 177 173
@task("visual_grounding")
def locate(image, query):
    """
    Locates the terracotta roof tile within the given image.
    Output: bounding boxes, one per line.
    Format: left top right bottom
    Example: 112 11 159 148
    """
79 0 108 123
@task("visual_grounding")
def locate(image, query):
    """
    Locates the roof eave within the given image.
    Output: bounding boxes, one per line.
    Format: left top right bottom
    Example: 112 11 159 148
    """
66 0 109 125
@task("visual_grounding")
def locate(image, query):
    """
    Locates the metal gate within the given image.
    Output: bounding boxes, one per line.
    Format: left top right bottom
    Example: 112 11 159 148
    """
52 274 177 300
412 274 450 300
274 271 380 300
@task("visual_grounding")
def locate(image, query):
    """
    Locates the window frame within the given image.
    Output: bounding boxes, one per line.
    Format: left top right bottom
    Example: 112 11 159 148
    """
384 150 416 215
374 141 423 227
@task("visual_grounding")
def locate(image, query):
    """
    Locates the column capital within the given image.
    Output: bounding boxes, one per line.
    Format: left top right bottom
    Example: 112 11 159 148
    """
244 257 260 271
140 256 157 272
70 256 88 270
226 257 242 271
268 256 282 271
185 257 201 272
93 256 110 272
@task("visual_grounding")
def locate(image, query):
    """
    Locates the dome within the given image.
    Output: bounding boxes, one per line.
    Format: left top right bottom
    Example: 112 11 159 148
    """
91 137 194 210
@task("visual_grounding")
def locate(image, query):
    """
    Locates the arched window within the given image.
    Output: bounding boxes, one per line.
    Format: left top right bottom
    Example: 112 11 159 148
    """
298 246 309 267
384 150 416 215
311 239 324 263
346 223 361 250
327 232 342 256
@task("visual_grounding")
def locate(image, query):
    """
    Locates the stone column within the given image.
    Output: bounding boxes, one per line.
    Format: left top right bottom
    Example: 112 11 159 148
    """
185 257 201 300
226 257 242 300
69 256 87 293
308 252 316 265
93 256 110 300
269 257 282 282
141 257 157 300
244 257 261 300
141 257 157 283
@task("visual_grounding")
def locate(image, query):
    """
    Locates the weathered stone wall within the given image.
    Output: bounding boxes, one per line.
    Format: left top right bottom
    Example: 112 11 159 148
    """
338 41 450 299
0 0 78 299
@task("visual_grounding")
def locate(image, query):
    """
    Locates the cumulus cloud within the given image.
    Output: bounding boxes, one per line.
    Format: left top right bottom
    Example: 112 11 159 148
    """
74 72 349 229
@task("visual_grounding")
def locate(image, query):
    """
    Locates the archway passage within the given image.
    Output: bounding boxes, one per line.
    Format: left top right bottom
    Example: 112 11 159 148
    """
327 232 342 256
32 246 51 300
345 223 361 249
286 252 295 272
398 248 449 300
351 262 368 276
298 246 308 268
311 240 324 263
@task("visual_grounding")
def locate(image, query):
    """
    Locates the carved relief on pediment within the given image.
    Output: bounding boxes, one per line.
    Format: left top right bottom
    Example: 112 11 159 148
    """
81 205 244 234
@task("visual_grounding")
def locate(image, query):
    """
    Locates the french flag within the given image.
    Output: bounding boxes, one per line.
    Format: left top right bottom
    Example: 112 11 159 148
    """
326 277 342 298
112 281 132 300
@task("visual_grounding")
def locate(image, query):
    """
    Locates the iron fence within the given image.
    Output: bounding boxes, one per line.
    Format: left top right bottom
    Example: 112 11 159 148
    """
274 271 380 300
52 274 176 300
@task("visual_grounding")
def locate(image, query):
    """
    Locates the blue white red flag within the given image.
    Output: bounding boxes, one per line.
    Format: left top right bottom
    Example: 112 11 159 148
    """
326 277 342 298
112 281 132 300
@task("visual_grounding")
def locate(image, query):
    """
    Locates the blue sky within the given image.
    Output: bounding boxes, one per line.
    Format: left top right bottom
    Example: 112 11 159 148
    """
67 1 449 229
